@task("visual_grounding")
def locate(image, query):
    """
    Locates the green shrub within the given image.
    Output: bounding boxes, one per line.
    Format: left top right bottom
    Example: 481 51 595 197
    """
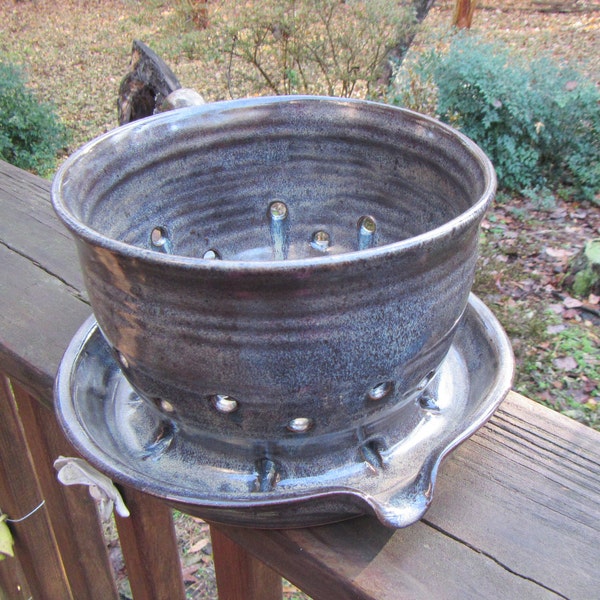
0 60 67 176
392 35 600 202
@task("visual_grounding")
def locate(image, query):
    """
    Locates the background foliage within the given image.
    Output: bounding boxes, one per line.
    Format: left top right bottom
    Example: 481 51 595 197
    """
393 34 600 202
197 0 417 98
0 60 67 176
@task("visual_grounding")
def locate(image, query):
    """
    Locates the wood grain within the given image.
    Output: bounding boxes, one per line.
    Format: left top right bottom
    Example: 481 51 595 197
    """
0 243 90 407
115 486 186 600
11 381 118 599
0 550 31 600
0 160 85 293
215 392 600 600
0 376 73 599
211 525 283 600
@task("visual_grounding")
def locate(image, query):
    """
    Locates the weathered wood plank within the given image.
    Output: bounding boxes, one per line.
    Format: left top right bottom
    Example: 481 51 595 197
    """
0 376 73 599
0 550 31 600
424 392 599 599
216 392 600 600
115 486 186 600
0 161 88 402
211 525 283 600
0 160 85 294
10 381 118 599
0 242 90 403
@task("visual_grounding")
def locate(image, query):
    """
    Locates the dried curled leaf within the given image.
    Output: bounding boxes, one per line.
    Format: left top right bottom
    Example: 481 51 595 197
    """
0 514 14 560
54 456 130 521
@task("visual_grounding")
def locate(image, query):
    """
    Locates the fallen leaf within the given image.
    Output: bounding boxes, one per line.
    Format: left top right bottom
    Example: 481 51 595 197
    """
189 538 210 554
548 303 564 315
182 564 200 584
0 515 14 560
588 294 600 306
571 210 588 219
544 247 574 260
553 356 578 371
563 296 583 309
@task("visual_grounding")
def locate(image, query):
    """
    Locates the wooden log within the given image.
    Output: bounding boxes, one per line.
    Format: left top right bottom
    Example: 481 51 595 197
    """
210 525 283 600
118 40 182 125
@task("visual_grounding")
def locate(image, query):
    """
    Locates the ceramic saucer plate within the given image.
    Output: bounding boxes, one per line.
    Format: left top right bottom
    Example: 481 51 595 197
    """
55 294 513 528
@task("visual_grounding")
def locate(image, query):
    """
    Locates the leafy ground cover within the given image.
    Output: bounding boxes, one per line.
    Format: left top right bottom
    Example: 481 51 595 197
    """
1 0 598 597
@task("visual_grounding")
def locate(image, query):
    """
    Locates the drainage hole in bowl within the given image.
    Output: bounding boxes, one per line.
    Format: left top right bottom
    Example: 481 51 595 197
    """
310 230 331 252
357 215 377 250
254 458 279 492
115 350 129 370
202 248 221 260
211 394 239 414
287 417 313 433
367 381 394 401
150 226 172 254
360 439 386 473
159 399 175 413
268 200 288 221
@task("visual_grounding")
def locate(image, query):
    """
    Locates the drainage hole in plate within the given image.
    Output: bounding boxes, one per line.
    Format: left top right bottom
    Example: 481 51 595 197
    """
367 381 394 401
211 394 239 414
287 417 313 433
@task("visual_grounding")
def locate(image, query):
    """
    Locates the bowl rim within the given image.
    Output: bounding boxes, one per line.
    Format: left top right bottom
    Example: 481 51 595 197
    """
51 95 496 274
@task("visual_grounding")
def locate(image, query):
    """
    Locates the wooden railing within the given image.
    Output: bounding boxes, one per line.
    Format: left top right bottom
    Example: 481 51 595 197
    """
1 158 599 599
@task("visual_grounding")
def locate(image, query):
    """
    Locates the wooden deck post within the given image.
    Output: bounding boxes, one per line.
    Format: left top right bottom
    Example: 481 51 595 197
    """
0 376 73 600
10 381 118 599
115 486 186 600
211 525 283 600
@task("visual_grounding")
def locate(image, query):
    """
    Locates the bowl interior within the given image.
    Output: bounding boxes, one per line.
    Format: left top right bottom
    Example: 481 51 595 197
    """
56 97 493 263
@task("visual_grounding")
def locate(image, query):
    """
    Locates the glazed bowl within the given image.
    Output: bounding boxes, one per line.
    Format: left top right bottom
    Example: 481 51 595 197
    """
52 96 496 457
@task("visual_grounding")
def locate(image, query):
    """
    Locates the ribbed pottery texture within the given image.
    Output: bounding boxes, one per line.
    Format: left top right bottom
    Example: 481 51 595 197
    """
51 96 496 454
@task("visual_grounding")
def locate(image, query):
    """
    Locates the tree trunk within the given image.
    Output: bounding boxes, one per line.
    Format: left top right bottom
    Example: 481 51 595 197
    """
452 0 477 29
378 0 437 86
190 0 209 29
